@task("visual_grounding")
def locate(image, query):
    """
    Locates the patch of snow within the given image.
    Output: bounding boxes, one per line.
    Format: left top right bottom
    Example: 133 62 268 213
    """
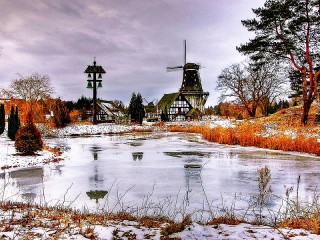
209 117 236 129
173 223 320 240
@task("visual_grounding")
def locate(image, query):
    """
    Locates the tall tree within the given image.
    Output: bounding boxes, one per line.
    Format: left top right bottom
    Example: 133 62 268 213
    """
0 104 5 135
161 107 169 122
7 106 20 140
52 99 71 128
128 92 145 124
216 61 287 117
2 73 54 101
237 0 320 124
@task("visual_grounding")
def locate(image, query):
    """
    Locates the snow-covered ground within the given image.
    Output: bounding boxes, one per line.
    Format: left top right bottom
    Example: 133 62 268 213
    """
0 134 56 170
1 205 319 239
1 121 320 239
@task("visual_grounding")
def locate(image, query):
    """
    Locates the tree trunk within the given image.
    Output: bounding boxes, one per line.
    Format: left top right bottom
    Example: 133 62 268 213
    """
300 69 318 125
247 105 257 118
301 100 312 125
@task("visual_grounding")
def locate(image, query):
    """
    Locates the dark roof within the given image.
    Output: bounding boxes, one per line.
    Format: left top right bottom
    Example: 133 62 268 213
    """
84 65 106 74
183 63 200 70
157 92 180 110
185 108 198 117
144 102 156 113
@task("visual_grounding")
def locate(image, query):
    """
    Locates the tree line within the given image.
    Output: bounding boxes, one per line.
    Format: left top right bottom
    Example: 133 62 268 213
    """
0 73 146 126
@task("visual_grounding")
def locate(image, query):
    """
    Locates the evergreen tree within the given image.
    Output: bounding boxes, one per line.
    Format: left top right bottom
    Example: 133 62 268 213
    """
14 106 20 132
7 106 15 140
75 96 92 120
0 104 5 135
15 112 43 155
161 107 169 122
135 93 145 124
8 106 20 140
128 92 145 124
289 69 303 98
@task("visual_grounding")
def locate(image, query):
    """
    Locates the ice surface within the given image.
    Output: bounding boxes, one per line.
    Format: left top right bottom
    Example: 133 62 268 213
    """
1 132 319 222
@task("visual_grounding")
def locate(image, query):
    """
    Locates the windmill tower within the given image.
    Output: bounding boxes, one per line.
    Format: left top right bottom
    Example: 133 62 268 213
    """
167 40 209 113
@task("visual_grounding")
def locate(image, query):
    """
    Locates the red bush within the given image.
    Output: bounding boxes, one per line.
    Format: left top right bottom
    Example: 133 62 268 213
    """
15 112 43 155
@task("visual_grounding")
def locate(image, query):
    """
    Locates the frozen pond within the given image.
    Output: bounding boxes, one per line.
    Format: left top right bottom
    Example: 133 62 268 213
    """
1 132 320 220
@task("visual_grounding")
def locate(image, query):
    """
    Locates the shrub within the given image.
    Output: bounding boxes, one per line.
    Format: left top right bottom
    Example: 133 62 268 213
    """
0 104 5 135
15 112 43 155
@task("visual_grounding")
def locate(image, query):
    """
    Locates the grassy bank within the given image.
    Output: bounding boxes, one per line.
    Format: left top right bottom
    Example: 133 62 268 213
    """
168 106 320 156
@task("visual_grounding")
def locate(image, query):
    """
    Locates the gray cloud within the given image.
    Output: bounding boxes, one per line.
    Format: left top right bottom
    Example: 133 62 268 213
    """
0 0 265 106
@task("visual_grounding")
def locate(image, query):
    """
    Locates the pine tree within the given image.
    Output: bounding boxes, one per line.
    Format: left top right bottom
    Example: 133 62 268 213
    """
15 111 43 155
0 104 5 135
161 107 169 122
135 93 145 124
8 106 20 140
14 106 20 133
128 92 145 124
7 106 15 140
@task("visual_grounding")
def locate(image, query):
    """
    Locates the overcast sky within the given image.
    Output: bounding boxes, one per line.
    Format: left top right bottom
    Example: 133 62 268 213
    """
0 0 265 106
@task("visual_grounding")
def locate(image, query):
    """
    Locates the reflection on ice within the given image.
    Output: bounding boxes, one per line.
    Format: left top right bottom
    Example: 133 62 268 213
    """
1 132 319 221
132 152 143 161
9 167 44 186
86 190 108 203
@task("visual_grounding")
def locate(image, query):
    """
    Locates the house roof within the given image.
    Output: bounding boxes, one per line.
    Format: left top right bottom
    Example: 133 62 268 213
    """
185 108 197 117
96 100 124 116
145 102 156 113
157 92 180 110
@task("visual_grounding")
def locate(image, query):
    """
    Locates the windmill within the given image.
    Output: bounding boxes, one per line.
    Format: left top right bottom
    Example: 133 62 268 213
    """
167 40 209 113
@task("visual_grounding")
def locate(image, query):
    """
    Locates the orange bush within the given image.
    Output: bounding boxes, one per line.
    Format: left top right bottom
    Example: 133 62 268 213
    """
69 109 80 123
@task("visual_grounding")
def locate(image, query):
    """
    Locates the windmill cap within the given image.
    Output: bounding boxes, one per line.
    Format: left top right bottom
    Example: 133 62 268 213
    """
184 63 200 70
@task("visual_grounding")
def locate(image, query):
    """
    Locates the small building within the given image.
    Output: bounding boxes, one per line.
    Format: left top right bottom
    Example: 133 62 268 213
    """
87 100 125 123
144 102 158 122
157 92 198 121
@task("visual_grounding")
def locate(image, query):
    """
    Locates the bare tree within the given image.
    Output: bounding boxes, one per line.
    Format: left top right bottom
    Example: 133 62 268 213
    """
216 61 288 117
2 73 54 101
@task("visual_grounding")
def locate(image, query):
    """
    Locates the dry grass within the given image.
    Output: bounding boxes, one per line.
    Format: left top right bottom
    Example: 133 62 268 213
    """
207 216 245 225
277 216 320 235
263 104 318 127
131 127 153 133
0 201 191 239
43 144 62 155
168 106 320 156
160 214 192 237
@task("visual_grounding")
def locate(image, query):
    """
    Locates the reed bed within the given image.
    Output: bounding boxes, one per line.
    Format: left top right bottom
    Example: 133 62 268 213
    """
168 122 320 156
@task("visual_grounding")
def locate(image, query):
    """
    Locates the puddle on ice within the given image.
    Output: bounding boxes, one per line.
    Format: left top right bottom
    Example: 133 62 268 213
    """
1 132 320 220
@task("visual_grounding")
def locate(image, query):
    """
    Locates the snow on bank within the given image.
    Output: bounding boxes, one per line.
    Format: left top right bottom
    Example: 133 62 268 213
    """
49 123 144 137
0 210 320 240
0 134 56 170
0 205 319 240
174 223 320 240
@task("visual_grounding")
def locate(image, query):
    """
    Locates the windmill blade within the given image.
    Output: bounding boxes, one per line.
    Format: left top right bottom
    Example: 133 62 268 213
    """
166 66 184 72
